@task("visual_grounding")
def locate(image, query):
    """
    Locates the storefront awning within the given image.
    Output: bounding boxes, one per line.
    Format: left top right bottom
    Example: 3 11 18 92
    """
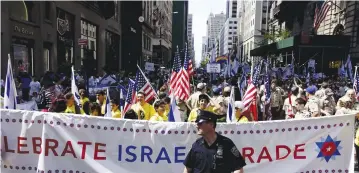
250 35 350 56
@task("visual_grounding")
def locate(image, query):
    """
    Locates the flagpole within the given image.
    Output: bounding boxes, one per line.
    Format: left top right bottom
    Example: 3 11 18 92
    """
250 56 254 81
354 66 358 89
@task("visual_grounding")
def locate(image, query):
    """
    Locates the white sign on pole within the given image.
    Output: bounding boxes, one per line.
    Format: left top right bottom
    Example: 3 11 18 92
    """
206 63 221 73
0 109 355 173
145 62 155 71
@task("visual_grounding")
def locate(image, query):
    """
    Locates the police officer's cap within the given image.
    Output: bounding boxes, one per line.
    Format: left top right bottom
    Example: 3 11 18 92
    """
195 110 217 124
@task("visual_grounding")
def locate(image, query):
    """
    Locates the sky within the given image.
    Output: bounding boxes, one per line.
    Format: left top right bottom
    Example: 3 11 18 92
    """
188 0 226 67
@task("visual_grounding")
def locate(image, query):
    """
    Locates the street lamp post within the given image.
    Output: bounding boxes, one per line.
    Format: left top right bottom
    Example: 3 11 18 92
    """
159 26 162 66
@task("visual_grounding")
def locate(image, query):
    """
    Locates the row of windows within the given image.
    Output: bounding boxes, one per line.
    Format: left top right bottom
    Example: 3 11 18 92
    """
143 33 152 51
229 26 237 29
229 21 238 24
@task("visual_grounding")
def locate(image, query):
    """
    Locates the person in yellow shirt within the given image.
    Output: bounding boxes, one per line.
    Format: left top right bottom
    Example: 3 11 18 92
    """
131 92 156 120
110 99 121 118
188 94 217 122
150 100 168 122
234 101 248 122
79 89 89 108
64 93 85 114
96 90 106 116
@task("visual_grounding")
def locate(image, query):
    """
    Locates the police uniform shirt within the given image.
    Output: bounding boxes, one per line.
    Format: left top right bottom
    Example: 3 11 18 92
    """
183 133 246 173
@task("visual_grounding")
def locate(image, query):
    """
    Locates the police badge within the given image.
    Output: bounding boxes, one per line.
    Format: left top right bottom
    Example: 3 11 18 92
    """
216 145 223 158
231 146 240 157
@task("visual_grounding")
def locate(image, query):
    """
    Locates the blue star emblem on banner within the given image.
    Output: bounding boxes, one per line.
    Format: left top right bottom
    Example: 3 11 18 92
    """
315 135 342 162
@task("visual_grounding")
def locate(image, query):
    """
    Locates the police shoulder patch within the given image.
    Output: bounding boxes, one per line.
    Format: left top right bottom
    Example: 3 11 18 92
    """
231 146 240 157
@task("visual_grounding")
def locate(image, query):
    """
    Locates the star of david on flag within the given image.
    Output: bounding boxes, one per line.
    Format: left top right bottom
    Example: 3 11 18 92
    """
315 135 342 162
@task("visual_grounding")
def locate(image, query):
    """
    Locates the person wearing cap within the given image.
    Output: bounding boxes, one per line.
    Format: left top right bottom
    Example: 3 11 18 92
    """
283 87 298 119
315 82 328 98
186 83 207 110
187 94 218 122
304 85 321 117
321 88 336 115
212 87 226 116
234 101 248 122
183 110 246 173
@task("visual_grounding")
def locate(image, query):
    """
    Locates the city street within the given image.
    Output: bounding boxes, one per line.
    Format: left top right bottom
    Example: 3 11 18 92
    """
1 0 359 173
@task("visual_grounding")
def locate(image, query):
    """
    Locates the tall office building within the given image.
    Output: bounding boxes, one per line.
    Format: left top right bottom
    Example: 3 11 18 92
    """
206 12 226 50
187 14 195 59
226 0 238 19
241 0 269 61
218 18 239 55
172 0 188 63
201 36 208 61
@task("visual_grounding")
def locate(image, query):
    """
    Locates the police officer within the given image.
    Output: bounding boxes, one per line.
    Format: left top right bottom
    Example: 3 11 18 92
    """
183 110 246 173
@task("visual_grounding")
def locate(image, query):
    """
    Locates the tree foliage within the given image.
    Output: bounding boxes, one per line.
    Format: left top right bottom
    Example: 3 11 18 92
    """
263 29 292 43
200 57 210 69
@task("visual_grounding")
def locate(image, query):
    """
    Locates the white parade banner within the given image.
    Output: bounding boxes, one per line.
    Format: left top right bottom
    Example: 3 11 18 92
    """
0 109 355 173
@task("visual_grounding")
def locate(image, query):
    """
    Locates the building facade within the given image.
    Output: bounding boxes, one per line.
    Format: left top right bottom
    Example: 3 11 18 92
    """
152 1 172 67
172 0 188 63
187 14 195 59
241 0 269 61
316 1 359 59
226 0 238 19
221 17 239 55
201 36 208 61
141 1 155 65
206 12 226 51
1 1 120 78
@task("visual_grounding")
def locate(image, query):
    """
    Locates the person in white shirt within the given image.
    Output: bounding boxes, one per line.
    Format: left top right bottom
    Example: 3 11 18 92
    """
29 77 41 97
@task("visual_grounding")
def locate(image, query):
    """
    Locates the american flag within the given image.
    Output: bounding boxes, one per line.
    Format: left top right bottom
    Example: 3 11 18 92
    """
186 50 194 77
353 67 359 101
122 79 136 116
135 66 157 102
242 61 262 111
175 43 190 100
169 46 182 95
313 0 332 32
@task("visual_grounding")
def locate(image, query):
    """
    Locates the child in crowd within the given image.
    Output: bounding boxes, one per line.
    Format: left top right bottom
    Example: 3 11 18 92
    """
150 100 168 122
111 99 121 118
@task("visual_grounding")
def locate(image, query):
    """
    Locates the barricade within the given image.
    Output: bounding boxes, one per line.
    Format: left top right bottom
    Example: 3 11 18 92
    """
0 109 355 173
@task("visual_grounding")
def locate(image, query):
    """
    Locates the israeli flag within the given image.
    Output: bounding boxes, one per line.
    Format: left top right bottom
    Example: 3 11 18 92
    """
168 93 181 122
4 56 17 109
104 87 112 118
226 86 235 123
71 66 81 106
